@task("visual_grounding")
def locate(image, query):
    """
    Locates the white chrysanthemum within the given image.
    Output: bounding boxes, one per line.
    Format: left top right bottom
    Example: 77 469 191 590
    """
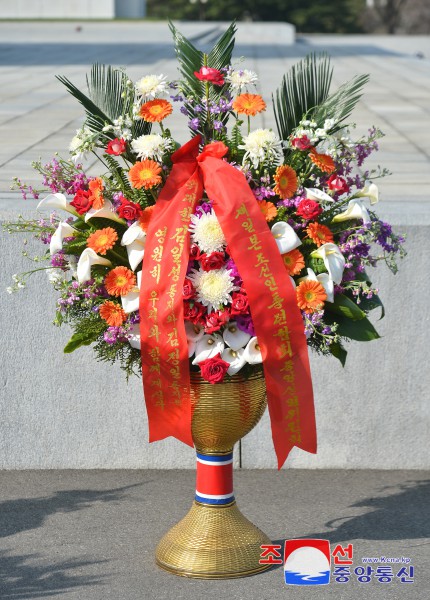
188 267 238 313
189 209 226 253
226 68 258 90
240 129 283 169
135 74 168 98
69 126 93 160
131 134 173 161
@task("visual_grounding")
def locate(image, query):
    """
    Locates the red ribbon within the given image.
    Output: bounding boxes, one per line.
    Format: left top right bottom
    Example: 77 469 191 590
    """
139 135 317 468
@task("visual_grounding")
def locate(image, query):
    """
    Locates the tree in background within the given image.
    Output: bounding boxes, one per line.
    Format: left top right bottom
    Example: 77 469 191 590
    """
146 0 366 34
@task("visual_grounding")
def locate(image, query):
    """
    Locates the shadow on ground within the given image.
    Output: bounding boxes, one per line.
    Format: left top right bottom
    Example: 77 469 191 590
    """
0 551 108 599
0 483 143 538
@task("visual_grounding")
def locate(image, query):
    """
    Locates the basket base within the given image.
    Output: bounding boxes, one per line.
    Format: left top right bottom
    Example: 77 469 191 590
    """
155 500 272 579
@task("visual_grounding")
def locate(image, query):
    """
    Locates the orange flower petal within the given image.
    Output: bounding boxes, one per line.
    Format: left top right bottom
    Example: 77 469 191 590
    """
282 248 305 275
274 165 298 199
129 160 162 190
87 227 118 255
139 99 173 123
306 222 334 247
296 279 327 313
309 148 335 173
259 200 278 222
99 300 127 326
232 93 266 117
105 266 136 296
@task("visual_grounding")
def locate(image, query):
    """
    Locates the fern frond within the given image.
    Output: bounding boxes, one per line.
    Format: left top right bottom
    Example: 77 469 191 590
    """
314 73 370 132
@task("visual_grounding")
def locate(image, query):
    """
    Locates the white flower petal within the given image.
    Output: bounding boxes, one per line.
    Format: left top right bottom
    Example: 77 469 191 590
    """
76 248 112 283
242 337 263 364
128 323 141 350
222 347 246 375
192 334 224 365
356 182 379 205
311 243 345 285
185 321 205 343
223 322 251 351
271 221 301 254
84 199 125 224
121 222 146 271
305 187 334 203
121 270 142 314
37 193 78 216
332 199 370 224
50 222 76 255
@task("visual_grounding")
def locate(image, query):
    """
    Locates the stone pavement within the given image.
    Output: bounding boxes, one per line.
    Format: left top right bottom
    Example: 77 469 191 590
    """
0 22 430 224
0 469 429 599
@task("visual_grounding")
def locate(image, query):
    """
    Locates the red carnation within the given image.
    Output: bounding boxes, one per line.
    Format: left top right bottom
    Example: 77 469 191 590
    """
200 251 225 271
106 138 126 156
204 309 230 334
117 196 143 221
230 291 249 316
291 135 312 150
70 189 92 214
194 67 224 86
199 353 230 384
183 278 196 300
327 174 349 194
296 198 322 220
184 300 206 324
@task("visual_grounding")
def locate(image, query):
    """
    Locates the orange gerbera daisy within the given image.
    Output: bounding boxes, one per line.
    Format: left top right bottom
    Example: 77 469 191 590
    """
274 165 298 199
87 227 118 255
105 266 136 296
307 222 334 247
296 280 327 313
232 93 266 117
282 248 305 276
88 177 105 209
99 301 127 326
259 200 277 222
138 205 155 232
129 160 162 190
139 99 173 123
309 148 336 173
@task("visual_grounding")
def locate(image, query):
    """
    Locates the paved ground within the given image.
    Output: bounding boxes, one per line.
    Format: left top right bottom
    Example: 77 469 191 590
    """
0 469 429 599
0 22 430 224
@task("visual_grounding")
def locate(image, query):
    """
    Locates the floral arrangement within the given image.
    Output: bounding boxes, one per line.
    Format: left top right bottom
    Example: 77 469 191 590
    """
6 23 405 386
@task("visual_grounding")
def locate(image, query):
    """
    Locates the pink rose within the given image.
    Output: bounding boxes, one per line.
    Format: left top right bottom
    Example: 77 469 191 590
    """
194 67 224 86
327 174 349 194
296 199 322 220
106 138 126 156
204 309 230 334
291 135 312 150
199 353 230 384
200 251 225 271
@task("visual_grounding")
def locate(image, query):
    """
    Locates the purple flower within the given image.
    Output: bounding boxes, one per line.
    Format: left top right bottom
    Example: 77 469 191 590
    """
213 120 224 131
189 118 200 131
50 251 67 270
236 314 255 336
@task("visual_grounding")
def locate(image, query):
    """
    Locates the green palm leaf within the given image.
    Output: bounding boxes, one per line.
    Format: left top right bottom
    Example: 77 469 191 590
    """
314 73 370 131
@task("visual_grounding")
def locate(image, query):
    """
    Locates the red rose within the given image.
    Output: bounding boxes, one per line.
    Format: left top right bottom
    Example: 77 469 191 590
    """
200 251 225 271
230 292 249 316
291 135 312 150
184 300 205 324
296 199 322 220
327 174 349 194
70 189 92 214
199 353 230 384
194 67 224 86
204 309 230 334
190 244 202 261
117 196 143 221
183 278 195 300
106 138 126 156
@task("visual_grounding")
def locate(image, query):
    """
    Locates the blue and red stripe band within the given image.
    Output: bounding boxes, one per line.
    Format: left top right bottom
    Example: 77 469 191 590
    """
195 451 235 505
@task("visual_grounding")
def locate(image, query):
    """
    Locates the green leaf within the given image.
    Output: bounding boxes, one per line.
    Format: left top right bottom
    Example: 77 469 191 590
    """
356 293 385 320
335 315 381 342
273 53 333 141
64 331 99 353
326 293 366 321
329 341 347 366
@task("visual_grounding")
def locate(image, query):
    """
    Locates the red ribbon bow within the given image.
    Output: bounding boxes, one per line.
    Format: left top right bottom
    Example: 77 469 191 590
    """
139 135 316 468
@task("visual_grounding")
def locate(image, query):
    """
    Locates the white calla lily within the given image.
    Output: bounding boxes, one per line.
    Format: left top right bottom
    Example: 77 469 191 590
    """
355 182 379 205
185 321 205 343
305 187 334 203
300 268 334 303
222 347 246 376
223 321 251 351
271 221 301 254
121 222 146 270
121 270 142 314
332 199 370 224
243 337 263 364
310 243 345 285
50 222 76 255
76 248 112 283
37 193 78 216
84 199 125 224
128 323 141 350
192 334 224 365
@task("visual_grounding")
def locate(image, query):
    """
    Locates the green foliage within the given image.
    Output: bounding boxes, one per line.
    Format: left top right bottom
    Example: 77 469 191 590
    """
329 314 380 342
64 316 107 353
326 293 366 321
273 53 333 141
329 340 348 366
229 121 245 162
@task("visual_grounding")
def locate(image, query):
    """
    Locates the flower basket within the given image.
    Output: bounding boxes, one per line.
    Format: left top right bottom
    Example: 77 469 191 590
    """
5 22 405 579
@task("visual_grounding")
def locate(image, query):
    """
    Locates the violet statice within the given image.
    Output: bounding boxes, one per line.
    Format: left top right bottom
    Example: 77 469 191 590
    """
50 251 68 270
189 118 200 131
104 326 128 345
